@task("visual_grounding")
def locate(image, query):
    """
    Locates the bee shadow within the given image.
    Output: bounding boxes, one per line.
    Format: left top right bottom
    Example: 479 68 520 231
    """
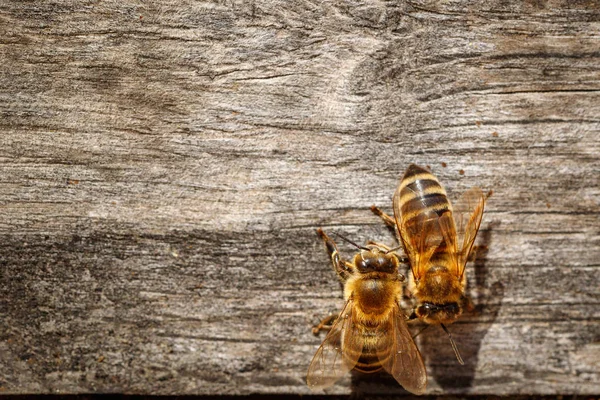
417 220 504 390
349 369 420 398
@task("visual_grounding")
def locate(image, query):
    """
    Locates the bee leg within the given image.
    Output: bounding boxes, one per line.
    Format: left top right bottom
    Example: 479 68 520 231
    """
366 210 409 262
312 313 338 335
401 285 415 307
317 228 351 281
468 245 488 262
370 205 397 228
467 247 477 262
412 324 430 339
463 295 475 313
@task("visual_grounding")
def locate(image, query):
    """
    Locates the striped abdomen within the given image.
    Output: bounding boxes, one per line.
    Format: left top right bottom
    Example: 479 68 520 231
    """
352 322 393 373
397 164 453 264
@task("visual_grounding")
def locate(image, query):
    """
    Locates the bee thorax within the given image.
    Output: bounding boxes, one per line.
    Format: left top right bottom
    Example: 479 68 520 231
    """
350 278 400 318
417 269 463 301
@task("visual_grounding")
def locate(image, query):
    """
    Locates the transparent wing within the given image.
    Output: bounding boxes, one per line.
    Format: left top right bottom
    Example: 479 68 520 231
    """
306 299 363 390
453 187 485 279
438 210 460 276
394 184 443 280
377 305 427 395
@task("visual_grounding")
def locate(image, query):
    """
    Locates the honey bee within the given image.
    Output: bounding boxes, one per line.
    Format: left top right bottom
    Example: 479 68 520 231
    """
306 229 427 394
372 164 485 364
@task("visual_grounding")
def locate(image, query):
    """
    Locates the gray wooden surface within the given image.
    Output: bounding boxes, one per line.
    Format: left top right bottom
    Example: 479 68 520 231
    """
0 0 599 396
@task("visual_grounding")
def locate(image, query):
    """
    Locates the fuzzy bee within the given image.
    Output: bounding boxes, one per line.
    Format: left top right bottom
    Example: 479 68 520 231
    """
307 229 426 394
372 164 485 364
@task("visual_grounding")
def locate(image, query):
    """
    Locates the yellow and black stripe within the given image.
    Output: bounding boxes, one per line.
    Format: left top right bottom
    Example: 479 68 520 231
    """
345 321 394 374
396 164 454 263
353 336 391 374
397 164 451 221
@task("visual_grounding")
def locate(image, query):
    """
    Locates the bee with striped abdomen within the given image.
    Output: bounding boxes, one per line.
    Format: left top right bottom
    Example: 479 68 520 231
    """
372 164 485 364
307 229 427 394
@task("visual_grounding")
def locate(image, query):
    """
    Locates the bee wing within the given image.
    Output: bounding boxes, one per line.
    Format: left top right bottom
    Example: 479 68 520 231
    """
306 299 363 390
377 305 427 395
438 210 460 275
453 187 485 279
394 185 443 280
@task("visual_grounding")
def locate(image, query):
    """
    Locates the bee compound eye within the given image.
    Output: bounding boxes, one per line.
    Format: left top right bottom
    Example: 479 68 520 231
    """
357 254 378 272
420 303 434 313
357 259 368 271
447 303 459 313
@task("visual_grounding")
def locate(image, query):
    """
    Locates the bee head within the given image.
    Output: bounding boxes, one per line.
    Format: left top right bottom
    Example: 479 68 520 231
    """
354 249 399 274
415 301 462 324
329 232 401 276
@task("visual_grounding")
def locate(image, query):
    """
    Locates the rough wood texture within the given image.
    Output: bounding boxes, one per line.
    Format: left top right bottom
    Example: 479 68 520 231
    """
0 0 599 396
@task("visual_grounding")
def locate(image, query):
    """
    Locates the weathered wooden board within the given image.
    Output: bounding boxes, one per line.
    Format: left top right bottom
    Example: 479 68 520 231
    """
0 0 599 396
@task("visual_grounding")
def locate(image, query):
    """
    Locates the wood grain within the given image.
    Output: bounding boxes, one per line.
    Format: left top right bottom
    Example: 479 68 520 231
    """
0 0 598 396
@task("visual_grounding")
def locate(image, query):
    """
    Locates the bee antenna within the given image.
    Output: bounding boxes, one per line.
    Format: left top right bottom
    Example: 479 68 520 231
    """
441 323 464 365
384 244 403 254
333 232 370 251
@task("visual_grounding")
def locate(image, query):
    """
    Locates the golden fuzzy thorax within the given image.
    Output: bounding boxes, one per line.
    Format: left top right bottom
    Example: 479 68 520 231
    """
344 272 402 326
417 270 464 303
